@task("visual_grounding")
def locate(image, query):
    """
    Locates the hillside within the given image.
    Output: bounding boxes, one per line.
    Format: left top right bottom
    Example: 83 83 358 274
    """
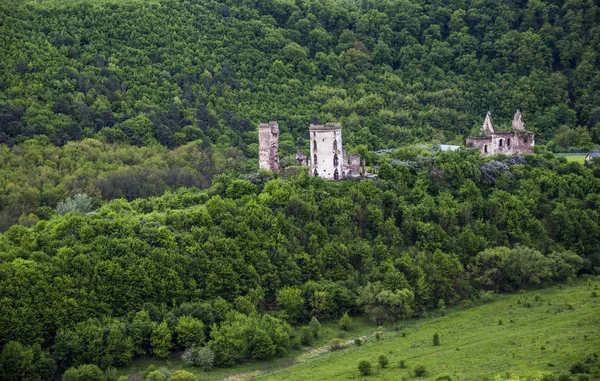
255 278 600 381
1 0 600 153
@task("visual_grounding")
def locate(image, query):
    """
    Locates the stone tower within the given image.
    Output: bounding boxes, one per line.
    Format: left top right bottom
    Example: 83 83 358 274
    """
258 121 280 173
512 109 524 131
309 123 343 180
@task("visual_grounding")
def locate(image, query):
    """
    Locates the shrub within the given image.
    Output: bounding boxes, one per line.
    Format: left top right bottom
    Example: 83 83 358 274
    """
437 376 452 381
105 366 119 381
358 360 373 376
540 374 556 381
433 332 440 346
339 312 352 331
378 353 389 368
571 361 590 374
62 364 105 381
558 374 573 381
145 370 167 381
354 338 362 346
577 376 589 381
375 332 381 341
329 338 343 351
169 370 195 381
398 359 407 369
117 377 130 381
181 346 214 371
414 364 427 377
309 317 321 338
300 326 313 346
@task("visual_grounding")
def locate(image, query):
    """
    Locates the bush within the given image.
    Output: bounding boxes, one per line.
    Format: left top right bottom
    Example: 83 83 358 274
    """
378 353 389 368
62 364 105 381
338 312 352 331
309 317 321 338
433 332 440 346
56 193 93 215
145 370 167 381
169 370 195 381
105 366 119 381
577 375 589 381
358 360 373 376
558 374 573 381
299 326 313 346
437 376 452 381
182 346 215 371
354 338 362 346
414 364 427 377
398 359 407 369
571 361 590 374
329 338 343 351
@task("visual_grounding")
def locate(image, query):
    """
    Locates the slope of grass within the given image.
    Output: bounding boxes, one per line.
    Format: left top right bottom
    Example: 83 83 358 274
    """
257 278 600 381
565 156 586 165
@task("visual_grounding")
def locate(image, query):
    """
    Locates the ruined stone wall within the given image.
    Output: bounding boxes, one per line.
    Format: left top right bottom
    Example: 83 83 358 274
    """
343 149 361 178
258 121 280 172
309 123 343 180
466 132 534 156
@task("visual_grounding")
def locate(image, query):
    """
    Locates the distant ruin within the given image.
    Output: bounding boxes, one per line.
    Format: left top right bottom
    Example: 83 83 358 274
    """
258 121 281 173
466 110 535 156
258 121 363 180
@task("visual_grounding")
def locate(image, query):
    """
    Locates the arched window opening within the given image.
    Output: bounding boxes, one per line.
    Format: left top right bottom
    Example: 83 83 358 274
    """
499 139 503 147
313 140 317 150
484 145 488 153
333 139 338 151
334 168 339 180
523 137 528 143
313 168 318 177
333 154 339 166
507 138 511 147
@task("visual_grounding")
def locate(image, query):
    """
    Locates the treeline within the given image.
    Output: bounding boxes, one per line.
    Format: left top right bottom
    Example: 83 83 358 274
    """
1 149 598 377
0 137 245 230
1 0 600 152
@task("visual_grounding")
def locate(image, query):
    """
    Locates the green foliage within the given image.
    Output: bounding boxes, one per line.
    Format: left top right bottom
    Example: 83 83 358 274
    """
181 347 215 371
378 353 389 368
414 364 428 377
168 370 195 381
62 364 105 381
150 322 172 359
276 286 305 324
433 332 440 346
56 193 93 216
175 316 205 348
329 338 343 351
309 317 321 339
358 360 373 376
338 312 352 331
0 341 55 381
145 370 167 381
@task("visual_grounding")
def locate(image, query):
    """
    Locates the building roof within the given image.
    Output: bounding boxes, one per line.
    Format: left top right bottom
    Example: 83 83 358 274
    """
439 144 461 151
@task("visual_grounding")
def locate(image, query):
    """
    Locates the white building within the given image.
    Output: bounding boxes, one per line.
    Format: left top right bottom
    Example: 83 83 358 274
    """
309 123 344 180
258 121 280 172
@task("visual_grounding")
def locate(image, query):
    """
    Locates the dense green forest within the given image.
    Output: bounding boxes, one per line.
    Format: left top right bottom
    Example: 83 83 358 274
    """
1 0 600 153
2 0 600 379
1 148 599 378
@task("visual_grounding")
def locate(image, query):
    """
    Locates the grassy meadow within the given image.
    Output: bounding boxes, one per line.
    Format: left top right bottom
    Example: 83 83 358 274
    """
257 278 599 381
117 278 599 381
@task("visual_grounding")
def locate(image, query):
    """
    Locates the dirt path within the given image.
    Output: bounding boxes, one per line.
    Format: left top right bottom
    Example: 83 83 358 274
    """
218 336 369 381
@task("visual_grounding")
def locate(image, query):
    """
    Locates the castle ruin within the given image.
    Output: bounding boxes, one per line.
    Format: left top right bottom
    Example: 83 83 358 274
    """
258 121 363 180
466 110 535 156
258 121 281 173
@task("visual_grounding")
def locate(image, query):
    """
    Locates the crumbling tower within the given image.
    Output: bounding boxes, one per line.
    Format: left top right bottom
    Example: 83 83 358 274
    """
309 123 343 180
258 121 281 173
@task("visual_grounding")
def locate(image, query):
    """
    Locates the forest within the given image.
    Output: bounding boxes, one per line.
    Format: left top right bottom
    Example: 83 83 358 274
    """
1 0 600 379
1 147 599 378
1 0 600 153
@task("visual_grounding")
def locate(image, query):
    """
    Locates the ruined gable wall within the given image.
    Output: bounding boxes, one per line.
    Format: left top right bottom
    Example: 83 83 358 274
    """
258 121 280 172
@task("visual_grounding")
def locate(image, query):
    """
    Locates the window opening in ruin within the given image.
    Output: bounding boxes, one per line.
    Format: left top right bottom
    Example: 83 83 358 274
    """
507 138 511 147
313 154 317 164
499 139 503 147
523 137 528 143
333 139 337 151
334 168 339 180
484 145 488 153
333 154 339 166
313 168 318 177
313 140 317 150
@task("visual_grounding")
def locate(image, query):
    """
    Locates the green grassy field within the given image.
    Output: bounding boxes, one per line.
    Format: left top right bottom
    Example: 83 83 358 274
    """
564 156 586 164
118 278 599 380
